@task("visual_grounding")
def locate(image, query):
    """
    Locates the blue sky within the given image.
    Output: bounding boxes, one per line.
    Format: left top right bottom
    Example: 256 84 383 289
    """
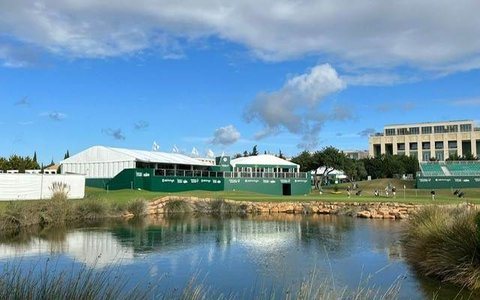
1 1 480 164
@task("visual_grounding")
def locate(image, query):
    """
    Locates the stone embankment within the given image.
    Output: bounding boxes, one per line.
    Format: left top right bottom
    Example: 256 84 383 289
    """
144 196 459 220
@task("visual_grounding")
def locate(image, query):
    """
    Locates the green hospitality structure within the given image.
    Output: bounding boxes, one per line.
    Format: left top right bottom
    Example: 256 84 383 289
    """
61 146 311 196
416 161 480 189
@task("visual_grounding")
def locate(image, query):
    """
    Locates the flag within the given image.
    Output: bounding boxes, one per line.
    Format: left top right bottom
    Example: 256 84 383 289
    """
191 147 199 157
207 149 215 158
172 145 179 153
152 141 159 151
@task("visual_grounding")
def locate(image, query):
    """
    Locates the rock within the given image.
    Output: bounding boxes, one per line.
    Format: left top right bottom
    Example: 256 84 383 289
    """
357 211 371 218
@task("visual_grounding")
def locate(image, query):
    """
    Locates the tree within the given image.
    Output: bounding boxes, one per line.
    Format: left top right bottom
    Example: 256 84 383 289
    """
362 157 383 179
316 147 346 189
250 145 258 156
291 151 315 172
0 157 7 172
355 160 368 180
398 155 419 177
243 151 248 157
33 151 37 163
64 150 70 159
342 158 356 182
278 149 285 159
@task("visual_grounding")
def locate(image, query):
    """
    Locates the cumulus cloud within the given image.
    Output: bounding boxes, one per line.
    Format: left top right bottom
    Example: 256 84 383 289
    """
102 128 126 140
210 125 241 145
244 64 346 149
358 128 376 137
1 1 480 73
134 120 149 130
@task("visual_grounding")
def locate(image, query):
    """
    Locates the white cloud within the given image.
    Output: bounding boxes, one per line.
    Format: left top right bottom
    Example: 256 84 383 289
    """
450 98 480 106
1 1 480 73
0 43 40 68
210 125 241 145
244 64 346 149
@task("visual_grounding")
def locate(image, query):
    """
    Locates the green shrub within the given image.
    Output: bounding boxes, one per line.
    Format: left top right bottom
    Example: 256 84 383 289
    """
75 199 109 220
403 206 480 290
164 199 193 214
127 199 147 216
0 201 41 231
39 190 73 226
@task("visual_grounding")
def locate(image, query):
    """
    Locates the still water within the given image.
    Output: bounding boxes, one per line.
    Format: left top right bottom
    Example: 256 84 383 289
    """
0 214 475 299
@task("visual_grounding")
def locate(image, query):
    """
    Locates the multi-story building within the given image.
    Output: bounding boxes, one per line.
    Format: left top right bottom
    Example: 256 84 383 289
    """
369 120 480 161
343 150 369 160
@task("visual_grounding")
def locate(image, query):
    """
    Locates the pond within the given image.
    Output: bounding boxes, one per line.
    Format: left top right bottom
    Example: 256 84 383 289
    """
0 214 475 299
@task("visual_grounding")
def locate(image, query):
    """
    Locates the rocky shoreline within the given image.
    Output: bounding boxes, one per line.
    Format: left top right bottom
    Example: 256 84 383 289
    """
142 196 473 220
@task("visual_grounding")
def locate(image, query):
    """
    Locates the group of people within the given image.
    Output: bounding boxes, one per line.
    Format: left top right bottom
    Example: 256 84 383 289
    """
373 185 397 198
346 184 362 198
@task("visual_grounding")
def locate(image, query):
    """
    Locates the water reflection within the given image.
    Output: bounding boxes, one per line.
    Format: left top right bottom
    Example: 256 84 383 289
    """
0 214 475 299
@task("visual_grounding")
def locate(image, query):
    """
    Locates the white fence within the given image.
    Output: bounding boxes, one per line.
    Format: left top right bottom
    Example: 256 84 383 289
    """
0 174 85 201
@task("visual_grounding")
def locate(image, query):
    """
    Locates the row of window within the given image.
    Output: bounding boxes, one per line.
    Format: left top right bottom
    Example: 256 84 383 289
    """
385 124 472 136
396 141 459 151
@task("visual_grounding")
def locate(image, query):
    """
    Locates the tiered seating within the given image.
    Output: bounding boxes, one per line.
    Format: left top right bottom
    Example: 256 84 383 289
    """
420 163 446 176
446 162 480 176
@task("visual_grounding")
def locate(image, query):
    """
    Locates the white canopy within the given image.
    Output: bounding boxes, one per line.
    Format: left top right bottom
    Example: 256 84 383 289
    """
61 146 211 178
230 154 299 168
312 167 347 179
62 146 211 166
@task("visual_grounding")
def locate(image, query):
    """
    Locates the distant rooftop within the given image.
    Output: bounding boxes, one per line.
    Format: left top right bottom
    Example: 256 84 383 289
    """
384 120 474 127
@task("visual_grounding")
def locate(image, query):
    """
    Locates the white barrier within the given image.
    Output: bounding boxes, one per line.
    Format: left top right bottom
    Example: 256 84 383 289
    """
0 174 85 201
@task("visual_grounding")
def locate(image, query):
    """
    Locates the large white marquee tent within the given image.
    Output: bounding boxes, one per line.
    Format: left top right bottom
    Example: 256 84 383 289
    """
61 146 211 179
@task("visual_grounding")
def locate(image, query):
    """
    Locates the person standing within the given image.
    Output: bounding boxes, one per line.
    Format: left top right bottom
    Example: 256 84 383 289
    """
431 190 436 201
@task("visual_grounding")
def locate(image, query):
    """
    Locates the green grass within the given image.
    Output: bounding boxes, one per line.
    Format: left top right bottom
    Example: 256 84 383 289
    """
82 178 480 205
1 178 479 215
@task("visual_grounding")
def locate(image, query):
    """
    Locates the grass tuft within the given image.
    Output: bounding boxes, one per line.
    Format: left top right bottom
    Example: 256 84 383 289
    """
75 198 109 220
403 205 480 290
164 199 193 214
0 262 149 300
126 199 148 216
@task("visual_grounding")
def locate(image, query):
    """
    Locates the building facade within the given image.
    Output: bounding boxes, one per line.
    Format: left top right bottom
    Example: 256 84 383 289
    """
369 120 480 161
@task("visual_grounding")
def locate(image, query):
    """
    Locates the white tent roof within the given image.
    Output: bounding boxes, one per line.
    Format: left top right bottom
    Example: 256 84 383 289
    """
230 154 299 168
312 167 346 178
61 146 211 166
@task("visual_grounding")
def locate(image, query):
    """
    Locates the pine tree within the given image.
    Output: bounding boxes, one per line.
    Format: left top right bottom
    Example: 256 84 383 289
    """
250 145 258 156
33 151 37 163
64 150 70 159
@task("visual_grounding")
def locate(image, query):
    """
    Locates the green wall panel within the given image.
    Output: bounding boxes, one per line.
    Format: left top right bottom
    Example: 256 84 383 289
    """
416 176 480 189
97 168 311 195
85 178 110 189
224 177 311 196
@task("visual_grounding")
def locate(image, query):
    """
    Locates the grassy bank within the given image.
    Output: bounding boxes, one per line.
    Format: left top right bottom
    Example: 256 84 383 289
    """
0 191 147 232
403 205 480 290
